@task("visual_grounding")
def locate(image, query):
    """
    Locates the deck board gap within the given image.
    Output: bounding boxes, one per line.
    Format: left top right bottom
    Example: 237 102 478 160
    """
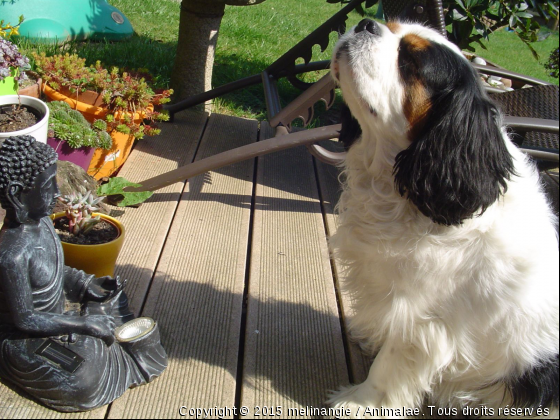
312 155 355 385
234 151 260 417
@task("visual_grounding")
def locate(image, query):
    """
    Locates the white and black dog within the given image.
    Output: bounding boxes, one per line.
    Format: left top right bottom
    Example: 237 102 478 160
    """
328 18 559 417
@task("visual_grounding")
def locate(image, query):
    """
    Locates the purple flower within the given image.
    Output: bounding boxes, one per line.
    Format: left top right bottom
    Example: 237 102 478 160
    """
0 38 29 82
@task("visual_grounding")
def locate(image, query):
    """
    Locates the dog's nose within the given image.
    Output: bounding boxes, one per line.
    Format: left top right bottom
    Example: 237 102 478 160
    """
355 19 380 35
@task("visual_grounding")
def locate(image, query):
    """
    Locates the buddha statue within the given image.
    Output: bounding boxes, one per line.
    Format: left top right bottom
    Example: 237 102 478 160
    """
0 135 167 412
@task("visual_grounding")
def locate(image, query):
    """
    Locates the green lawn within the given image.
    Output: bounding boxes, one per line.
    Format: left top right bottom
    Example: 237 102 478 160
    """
469 28 559 85
15 0 559 120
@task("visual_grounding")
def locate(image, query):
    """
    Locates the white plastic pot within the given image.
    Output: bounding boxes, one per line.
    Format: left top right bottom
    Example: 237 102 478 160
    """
0 95 49 145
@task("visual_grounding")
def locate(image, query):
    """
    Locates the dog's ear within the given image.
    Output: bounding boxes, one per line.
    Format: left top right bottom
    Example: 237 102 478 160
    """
339 103 362 150
393 48 516 226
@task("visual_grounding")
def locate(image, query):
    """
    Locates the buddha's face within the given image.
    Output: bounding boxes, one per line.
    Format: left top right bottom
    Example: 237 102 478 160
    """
20 164 60 220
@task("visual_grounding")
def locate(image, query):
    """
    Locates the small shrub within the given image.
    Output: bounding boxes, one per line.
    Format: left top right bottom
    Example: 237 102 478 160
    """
544 47 559 78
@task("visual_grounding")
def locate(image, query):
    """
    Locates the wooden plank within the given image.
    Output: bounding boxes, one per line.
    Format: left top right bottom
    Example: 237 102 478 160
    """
314 140 373 385
242 123 349 417
112 111 208 315
108 114 258 419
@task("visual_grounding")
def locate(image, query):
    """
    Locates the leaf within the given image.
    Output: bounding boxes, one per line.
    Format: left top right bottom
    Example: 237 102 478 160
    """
97 177 153 207
453 8 469 21
115 190 154 208
97 177 140 196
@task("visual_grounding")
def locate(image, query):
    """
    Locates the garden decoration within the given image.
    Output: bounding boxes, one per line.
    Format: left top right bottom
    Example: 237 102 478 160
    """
1 0 133 42
0 135 167 412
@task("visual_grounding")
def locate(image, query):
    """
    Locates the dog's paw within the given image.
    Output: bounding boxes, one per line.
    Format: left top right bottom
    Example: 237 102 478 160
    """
327 384 386 419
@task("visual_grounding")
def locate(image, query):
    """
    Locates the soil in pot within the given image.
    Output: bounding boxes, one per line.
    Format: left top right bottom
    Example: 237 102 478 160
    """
0 104 40 133
54 216 119 245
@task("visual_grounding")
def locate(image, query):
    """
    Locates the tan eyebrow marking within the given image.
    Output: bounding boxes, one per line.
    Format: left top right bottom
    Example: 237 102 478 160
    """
386 21 401 34
401 33 431 52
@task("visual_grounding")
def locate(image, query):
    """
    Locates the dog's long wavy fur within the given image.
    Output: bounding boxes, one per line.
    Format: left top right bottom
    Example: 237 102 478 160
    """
328 18 559 417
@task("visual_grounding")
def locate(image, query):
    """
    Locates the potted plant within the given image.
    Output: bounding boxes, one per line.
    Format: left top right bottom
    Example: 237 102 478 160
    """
51 190 125 277
47 101 112 171
33 53 172 178
51 178 153 277
1 17 42 97
1 18 26 95
0 38 49 144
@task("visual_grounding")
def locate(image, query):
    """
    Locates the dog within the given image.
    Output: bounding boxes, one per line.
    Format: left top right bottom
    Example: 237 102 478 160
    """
327 18 559 417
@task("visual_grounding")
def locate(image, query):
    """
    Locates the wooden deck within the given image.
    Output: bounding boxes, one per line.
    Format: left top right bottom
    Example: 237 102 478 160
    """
0 111 371 419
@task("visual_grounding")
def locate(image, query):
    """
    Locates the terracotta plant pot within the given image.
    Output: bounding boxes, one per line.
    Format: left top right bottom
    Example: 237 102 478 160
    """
17 76 42 98
0 95 50 144
47 137 96 171
42 84 109 122
50 212 125 278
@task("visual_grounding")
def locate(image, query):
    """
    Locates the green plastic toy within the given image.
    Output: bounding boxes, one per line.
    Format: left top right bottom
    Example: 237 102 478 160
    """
1 0 133 42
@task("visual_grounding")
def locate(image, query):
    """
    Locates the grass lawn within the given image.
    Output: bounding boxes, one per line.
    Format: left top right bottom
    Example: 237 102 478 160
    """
14 0 559 120
469 28 559 85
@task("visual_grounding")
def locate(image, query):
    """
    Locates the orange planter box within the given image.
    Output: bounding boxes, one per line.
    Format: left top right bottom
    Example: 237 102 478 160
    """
42 84 151 179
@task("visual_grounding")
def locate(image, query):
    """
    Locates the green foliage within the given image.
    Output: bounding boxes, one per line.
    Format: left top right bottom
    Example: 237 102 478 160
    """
328 0 559 60
468 27 558 82
545 46 559 77
97 177 153 207
47 101 112 149
444 0 559 58
0 15 24 40
33 53 173 139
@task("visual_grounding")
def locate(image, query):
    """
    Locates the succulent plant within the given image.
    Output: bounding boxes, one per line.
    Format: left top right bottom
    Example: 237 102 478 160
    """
33 53 172 139
47 101 112 150
58 190 104 236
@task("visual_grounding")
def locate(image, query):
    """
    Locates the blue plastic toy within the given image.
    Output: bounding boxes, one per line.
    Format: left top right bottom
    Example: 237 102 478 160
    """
1 0 134 42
